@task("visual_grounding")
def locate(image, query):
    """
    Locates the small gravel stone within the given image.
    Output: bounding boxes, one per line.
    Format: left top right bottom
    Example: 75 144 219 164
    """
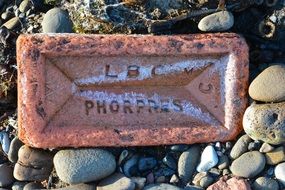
8 137 23 163
207 176 251 190
54 148 116 184
19 0 31 13
1 11 14 21
230 151 266 178
259 143 275 153
143 183 182 190
13 145 54 181
0 132 10 154
162 154 177 170
193 172 207 186
130 177 146 190
209 168 221 177
42 8 73 33
230 134 252 159
2 17 20 30
275 162 285 186
243 102 285 145
252 177 279 190
249 64 285 102
23 182 43 190
198 11 234 32
178 145 201 184
0 163 14 187
248 141 261 151
222 169 230 176
124 155 139 177
217 154 229 170
199 175 214 188
170 145 189 152
97 173 135 190
169 174 179 183
138 157 157 172
197 145 218 172
265 146 285 165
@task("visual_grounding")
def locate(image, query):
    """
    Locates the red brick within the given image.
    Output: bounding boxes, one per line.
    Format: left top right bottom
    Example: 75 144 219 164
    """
17 34 248 148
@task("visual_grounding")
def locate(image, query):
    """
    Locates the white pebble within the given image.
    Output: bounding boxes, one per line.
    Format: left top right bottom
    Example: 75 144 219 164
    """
275 162 285 186
0 132 10 154
196 145 218 172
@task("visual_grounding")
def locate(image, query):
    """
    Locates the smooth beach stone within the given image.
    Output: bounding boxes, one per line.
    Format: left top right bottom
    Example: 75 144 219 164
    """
249 65 285 102
42 8 73 33
2 17 20 30
207 176 251 190
178 145 201 185
252 177 279 190
196 145 218 172
230 134 252 159
0 163 14 187
97 173 135 190
198 11 234 32
265 146 285 165
275 162 285 186
8 137 24 163
54 149 116 184
230 151 265 178
243 102 285 145
143 183 182 190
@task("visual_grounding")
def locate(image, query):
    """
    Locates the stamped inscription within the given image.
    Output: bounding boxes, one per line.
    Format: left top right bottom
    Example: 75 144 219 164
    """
17 34 248 148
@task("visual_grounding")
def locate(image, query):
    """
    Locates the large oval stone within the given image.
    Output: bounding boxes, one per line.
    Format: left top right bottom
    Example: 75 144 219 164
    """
54 149 116 184
249 65 285 102
243 102 285 145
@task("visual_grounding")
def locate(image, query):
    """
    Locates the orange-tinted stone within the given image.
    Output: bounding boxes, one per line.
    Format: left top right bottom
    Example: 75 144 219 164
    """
17 34 248 148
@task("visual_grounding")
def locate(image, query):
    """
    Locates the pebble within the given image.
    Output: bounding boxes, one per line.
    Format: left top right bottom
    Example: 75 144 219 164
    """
196 145 218 172
170 144 189 152
118 150 130 165
259 143 275 153
12 182 26 190
249 64 285 102
162 154 177 170
198 11 234 32
275 162 285 186
1 11 14 21
123 155 139 177
178 145 201 184
0 132 10 154
193 172 207 186
248 140 261 151
138 157 157 172
42 8 73 33
0 163 14 187
169 174 179 183
146 173 154 184
8 137 23 163
13 145 53 181
209 168 221 177
130 177 146 190
265 146 285 165
97 173 135 190
2 17 20 30
207 176 251 190
243 102 285 145
23 182 43 190
199 175 214 188
230 151 266 178
252 177 279 190
184 185 203 190
217 154 229 170
143 183 182 190
54 148 116 184
229 134 252 159
19 0 31 13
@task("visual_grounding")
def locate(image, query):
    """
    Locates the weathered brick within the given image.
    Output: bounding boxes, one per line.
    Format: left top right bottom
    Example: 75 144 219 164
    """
17 34 248 148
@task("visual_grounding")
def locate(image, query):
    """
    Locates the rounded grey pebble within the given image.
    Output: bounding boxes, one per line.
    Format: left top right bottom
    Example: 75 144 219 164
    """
23 182 43 190
199 176 214 188
54 149 116 184
243 102 285 145
198 11 234 32
143 183 182 190
42 8 73 33
253 177 279 190
178 145 201 185
8 137 24 163
230 134 252 159
0 163 14 187
230 151 265 178
217 154 229 170
97 173 135 190
259 143 275 153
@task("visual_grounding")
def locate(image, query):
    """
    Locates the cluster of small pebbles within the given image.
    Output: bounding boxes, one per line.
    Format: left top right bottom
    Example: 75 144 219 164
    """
0 0 285 190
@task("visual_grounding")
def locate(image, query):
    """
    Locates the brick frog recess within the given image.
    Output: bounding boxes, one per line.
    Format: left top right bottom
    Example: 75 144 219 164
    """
17 34 248 148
